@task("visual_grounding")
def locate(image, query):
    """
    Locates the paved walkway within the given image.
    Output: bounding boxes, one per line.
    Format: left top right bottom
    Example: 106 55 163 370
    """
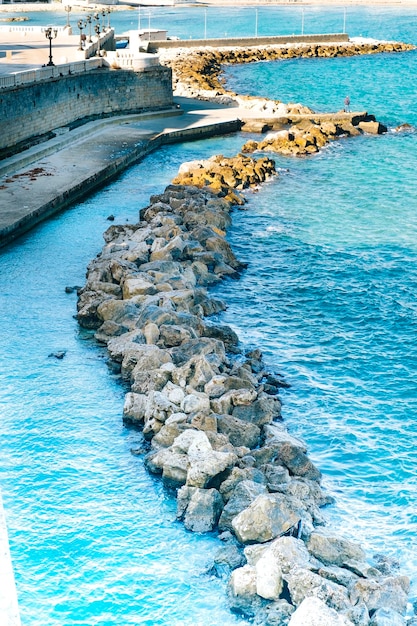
0 97 245 246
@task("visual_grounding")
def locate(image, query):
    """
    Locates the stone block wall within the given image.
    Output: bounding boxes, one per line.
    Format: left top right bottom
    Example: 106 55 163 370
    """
0 65 172 152
149 33 349 51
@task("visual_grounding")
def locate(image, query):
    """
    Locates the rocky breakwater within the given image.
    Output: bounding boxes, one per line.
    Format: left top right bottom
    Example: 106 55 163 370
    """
241 115 387 157
159 40 415 103
77 153 410 626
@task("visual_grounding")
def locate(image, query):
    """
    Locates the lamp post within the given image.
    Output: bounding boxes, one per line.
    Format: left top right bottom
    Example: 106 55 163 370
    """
65 5 71 29
101 10 106 32
301 8 304 35
106 8 111 31
94 23 101 56
44 26 58 66
255 9 258 38
86 14 92 43
204 8 207 40
94 13 100 36
77 19 86 51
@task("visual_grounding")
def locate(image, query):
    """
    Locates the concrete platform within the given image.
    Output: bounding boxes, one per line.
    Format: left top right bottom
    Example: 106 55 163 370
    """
0 98 243 247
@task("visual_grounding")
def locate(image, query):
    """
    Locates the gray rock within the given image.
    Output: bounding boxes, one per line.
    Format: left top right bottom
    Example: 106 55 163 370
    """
232 494 302 544
307 532 366 568
217 414 261 449
286 567 352 611
246 536 311 575
232 395 282 425
219 480 268 531
123 392 147 424
276 442 321 481
254 599 295 626
213 543 245 575
177 486 223 533
288 597 354 626
219 466 267 502
350 576 409 615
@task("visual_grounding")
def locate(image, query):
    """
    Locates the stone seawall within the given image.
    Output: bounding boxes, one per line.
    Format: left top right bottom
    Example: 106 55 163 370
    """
0 66 173 154
149 33 349 52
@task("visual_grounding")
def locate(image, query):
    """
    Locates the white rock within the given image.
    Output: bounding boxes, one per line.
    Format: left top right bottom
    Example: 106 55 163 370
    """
255 552 283 600
288 597 354 626
172 430 212 455
165 412 188 426
181 392 210 414
229 564 257 598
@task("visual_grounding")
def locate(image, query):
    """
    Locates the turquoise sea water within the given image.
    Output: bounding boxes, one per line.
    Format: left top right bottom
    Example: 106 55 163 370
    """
1 5 417 623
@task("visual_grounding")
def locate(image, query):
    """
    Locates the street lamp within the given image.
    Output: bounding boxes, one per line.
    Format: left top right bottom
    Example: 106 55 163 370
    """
65 5 72 29
94 24 101 56
94 13 100 35
106 8 111 31
86 14 92 43
77 19 86 51
101 10 106 32
44 27 58 66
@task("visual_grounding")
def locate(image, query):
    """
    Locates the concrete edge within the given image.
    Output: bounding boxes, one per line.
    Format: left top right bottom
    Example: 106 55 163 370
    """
0 118 240 248
0 107 181 180
0 491 21 626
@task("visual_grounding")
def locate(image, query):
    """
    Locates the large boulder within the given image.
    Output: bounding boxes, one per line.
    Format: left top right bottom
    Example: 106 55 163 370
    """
285 567 352 611
288 597 354 626
232 395 282 426
218 480 267 531
232 494 303 544
307 532 366 567
177 486 223 532
217 414 261 449
350 576 409 614
245 536 311 574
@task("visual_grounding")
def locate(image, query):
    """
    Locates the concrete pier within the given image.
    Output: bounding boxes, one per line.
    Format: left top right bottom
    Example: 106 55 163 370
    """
0 492 21 626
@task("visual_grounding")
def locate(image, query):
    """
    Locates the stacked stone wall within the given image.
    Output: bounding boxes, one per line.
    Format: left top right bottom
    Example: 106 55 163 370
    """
0 66 172 152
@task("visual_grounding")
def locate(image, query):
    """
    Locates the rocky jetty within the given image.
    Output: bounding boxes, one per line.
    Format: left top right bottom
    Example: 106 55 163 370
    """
241 116 387 157
159 41 415 102
77 153 410 626
159 40 414 157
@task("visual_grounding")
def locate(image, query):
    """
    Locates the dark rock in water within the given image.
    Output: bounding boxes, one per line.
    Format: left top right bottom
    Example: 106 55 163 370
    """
373 552 401 575
213 542 245 576
107 214 115 221
65 285 81 294
48 350 66 359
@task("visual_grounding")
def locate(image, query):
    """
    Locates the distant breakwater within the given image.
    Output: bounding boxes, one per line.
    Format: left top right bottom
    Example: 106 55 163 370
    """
159 40 415 102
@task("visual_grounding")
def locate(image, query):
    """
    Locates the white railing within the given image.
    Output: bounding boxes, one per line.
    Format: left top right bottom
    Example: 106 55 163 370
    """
0 25 67 34
0 58 103 90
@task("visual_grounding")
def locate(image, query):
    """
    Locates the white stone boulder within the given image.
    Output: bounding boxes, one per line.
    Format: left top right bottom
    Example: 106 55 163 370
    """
288 597 354 626
285 567 352 611
255 552 283 600
307 532 366 567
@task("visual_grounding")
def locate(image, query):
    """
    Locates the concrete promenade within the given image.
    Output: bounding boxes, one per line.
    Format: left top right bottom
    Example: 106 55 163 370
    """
0 97 246 247
0 492 21 626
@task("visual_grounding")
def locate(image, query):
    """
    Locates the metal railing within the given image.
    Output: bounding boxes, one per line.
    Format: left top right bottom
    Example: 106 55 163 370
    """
0 58 103 90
